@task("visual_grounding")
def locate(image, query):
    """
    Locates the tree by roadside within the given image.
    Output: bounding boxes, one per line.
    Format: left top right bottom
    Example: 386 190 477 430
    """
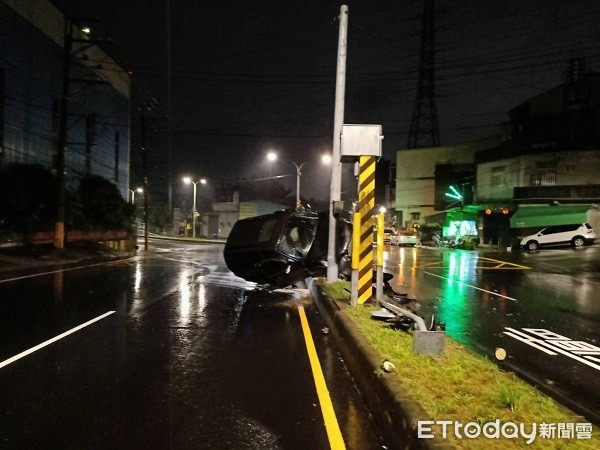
0 164 134 239
0 163 56 236
76 175 134 231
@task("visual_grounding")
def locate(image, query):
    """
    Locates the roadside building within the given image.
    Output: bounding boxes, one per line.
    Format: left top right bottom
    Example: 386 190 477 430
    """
395 60 600 247
205 197 288 239
394 136 501 230
474 63 600 244
0 0 131 197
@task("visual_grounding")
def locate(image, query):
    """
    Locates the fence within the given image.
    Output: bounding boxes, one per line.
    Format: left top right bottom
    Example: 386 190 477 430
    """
27 230 134 251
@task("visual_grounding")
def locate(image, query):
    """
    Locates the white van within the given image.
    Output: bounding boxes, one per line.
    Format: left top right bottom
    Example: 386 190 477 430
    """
520 223 596 250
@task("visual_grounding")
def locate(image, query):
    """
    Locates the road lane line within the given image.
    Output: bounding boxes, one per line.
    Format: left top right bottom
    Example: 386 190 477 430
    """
478 256 530 269
0 311 116 369
0 258 135 284
297 305 346 450
424 271 518 302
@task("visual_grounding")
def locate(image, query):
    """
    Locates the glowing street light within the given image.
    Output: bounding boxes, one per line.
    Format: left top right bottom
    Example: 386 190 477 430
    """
128 187 143 203
266 151 331 208
183 177 207 238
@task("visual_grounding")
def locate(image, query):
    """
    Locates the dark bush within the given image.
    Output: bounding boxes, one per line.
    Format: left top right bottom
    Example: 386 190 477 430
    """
0 164 134 237
0 163 57 234
76 175 134 231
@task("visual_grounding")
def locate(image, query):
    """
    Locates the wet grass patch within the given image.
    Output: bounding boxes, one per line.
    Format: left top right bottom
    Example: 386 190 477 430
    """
322 281 599 449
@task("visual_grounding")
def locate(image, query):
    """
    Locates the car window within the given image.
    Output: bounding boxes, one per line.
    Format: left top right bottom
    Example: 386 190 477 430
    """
277 215 317 258
585 223 592 229
258 218 277 242
540 227 556 235
562 224 578 232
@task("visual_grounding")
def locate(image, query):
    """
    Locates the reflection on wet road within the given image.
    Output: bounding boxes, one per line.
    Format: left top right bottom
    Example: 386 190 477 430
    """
385 245 600 423
0 239 383 449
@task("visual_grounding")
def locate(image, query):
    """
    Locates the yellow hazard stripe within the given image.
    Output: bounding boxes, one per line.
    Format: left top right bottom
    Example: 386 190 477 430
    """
356 156 375 305
358 270 372 288
358 156 375 183
357 288 372 305
297 306 346 449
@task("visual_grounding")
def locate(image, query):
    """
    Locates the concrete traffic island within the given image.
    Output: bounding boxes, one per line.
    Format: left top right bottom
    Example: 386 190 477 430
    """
307 278 599 450
308 278 449 449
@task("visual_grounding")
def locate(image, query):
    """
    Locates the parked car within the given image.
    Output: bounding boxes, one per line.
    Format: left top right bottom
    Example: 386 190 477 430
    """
390 231 418 246
372 227 396 244
520 223 596 250
383 228 395 243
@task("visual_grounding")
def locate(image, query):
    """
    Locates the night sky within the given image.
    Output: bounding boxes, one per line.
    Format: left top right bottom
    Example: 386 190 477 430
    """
53 0 600 203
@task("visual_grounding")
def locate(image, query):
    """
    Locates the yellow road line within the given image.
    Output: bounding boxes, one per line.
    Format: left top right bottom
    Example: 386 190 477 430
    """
297 306 346 450
418 260 449 268
399 258 530 270
478 256 530 269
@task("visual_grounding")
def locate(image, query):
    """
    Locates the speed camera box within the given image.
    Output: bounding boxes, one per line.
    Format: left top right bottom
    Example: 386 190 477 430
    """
340 124 383 159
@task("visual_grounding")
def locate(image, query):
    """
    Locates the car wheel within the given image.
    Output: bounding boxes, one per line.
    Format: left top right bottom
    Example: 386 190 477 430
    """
572 236 585 248
526 240 539 251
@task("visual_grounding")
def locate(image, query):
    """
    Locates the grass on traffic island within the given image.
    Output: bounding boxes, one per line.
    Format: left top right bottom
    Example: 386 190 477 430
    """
323 281 599 450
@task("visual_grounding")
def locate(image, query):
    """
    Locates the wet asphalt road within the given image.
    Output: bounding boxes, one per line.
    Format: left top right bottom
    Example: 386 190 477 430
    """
384 244 600 424
0 239 384 449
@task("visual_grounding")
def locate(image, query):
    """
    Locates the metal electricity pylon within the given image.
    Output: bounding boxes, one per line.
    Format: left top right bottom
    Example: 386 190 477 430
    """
407 0 440 149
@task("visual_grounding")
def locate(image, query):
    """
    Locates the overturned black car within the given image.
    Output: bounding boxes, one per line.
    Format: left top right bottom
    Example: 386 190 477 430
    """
223 209 352 288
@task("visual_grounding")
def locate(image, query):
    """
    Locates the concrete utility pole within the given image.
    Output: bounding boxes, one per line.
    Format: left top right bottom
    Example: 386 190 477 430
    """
54 18 73 249
139 107 150 251
327 5 348 282
54 17 105 249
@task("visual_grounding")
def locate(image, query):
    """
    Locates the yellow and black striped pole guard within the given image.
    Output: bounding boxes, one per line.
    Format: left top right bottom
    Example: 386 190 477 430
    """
356 156 376 304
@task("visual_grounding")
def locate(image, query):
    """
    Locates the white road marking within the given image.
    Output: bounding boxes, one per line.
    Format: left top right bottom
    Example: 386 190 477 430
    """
0 258 134 284
424 271 518 302
0 311 116 369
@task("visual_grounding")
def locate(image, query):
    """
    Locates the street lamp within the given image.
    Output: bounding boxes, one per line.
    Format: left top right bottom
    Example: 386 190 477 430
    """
128 187 143 203
183 177 206 238
267 152 331 208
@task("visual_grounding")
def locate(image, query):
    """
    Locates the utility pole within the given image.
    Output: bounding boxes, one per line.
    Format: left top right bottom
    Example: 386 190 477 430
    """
54 18 73 249
327 5 348 282
55 17 105 249
407 0 440 149
139 106 150 251
166 0 173 218
85 113 96 175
